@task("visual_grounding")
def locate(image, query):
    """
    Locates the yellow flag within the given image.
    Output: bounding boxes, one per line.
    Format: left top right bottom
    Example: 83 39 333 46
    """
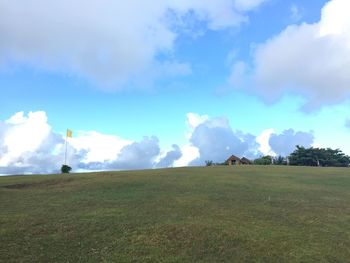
66 129 73 138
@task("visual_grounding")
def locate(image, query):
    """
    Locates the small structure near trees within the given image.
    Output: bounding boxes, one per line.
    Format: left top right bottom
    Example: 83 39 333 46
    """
225 155 252 165
240 157 252 165
225 155 241 165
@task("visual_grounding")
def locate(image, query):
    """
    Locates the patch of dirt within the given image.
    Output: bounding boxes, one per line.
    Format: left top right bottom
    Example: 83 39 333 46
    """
2 183 33 189
2 178 75 190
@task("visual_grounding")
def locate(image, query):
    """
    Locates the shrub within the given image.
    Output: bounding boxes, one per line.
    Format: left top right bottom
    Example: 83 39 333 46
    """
205 160 213 166
61 164 72 174
254 156 272 165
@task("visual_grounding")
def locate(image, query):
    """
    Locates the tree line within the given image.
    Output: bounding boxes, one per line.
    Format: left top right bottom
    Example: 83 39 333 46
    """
254 146 350 167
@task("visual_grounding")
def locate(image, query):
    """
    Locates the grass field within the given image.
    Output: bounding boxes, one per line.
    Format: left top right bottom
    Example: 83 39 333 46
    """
1 166 350 262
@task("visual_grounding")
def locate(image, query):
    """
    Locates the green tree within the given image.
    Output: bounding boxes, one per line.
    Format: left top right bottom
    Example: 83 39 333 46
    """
61 164 72 174
205 160 213 166
254 156 272 165
274 155 286 165
289 146 350 167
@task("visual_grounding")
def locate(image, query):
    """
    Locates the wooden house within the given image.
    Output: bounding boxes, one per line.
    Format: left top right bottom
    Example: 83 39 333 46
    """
240 157 252 165
225 155 242 165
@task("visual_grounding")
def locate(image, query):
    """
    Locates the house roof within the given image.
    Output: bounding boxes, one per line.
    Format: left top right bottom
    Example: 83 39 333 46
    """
225 155 241 163
241 157 252 164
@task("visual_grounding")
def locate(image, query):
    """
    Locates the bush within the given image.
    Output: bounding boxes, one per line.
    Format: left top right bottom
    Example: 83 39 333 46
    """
289 146 350 167
254 156 272 165
61 164 72 174
205 160 213 166
274 155 287 165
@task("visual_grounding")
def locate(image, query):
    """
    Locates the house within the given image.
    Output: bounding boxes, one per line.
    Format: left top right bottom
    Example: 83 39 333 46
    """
225 155 252 165
240 157 252 165
225 155 242 165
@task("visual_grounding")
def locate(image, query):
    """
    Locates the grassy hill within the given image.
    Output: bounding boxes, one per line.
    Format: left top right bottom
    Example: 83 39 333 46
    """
1 166 350 262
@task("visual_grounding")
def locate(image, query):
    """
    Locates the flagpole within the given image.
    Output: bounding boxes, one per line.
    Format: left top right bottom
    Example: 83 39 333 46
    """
64 129 68 165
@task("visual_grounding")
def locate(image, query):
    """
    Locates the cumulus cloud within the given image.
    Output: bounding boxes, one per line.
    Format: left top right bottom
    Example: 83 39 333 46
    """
0 111 88 174
189 116 260 164
256 128 275 156
185 112 209 139
110 136 160 170
269 129 314 156
173 144 200 167
0 111 181 174
156 144 182 168
0 111 192 174
0 111 321 175
235 0 269 12
0 111 258 174
70 131 131 163
80 137 183 171
251 0 350 109
0 0 268 87
0 111 54 167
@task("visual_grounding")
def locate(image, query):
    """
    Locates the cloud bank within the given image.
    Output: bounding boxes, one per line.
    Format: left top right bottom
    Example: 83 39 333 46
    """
0 111 181 174
0 0 267 87
269 129 314 156
0 111 316 175
189 116 260 164
0 111 79 174
251 0 350 109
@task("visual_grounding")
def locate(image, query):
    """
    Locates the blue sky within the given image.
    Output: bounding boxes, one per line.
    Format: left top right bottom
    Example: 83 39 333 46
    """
1 0 350 174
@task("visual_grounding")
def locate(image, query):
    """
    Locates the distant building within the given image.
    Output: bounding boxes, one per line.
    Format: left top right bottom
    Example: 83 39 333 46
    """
240 157 252 165
225 155 242 165
225 155 252 165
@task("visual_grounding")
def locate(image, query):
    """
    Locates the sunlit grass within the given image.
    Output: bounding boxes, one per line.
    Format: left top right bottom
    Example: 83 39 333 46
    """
1 166 349 262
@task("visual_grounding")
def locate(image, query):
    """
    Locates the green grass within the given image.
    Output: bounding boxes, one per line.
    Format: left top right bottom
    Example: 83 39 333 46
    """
1 166 350 262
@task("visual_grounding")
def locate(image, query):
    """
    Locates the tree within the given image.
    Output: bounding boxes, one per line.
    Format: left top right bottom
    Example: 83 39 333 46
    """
205 160 213 166
274 155 286 165
254 156 272 165
61 164 72 174
289 146 350 167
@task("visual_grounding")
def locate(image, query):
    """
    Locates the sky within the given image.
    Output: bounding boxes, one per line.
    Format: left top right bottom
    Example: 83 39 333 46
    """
1 0 350 174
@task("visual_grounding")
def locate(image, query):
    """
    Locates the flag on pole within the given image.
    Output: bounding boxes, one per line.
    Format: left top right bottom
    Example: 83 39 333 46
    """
64 129 73 166
66 129 73 138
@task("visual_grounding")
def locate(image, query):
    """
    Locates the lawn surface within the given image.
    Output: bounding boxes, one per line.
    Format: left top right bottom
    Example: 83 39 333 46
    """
1 166 350 262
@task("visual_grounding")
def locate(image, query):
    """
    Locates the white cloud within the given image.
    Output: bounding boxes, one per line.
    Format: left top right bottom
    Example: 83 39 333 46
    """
173 144 200 167
183 113 259 166
156 144 182 168
0 0 268 88
185 112 209 139
252 0 350 110
189 116 260 164
319 0 350 37
256 128 275 156
70 131 131 163
0 111 52 166
0 110 323 175
0 111 185 174
312 141 323 148
269 129 314 156
234 0 269 12
2 111 258 173
186 112 209 130
0 111 73 174
110 136 161 170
